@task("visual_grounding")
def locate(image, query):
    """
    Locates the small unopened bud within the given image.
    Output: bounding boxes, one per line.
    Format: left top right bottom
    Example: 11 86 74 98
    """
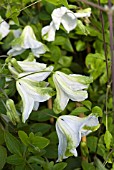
10 58 23 73
6 99 20 125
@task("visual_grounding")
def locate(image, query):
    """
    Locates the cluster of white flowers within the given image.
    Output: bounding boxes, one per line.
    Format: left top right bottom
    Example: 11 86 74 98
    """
1 6 99 162
42 7 91 41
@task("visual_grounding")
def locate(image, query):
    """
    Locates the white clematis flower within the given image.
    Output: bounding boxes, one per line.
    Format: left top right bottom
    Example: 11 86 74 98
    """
52 7 77 33
42 7 91 41
53 71 92 113
8 59 54 122
56 114 99 162
0 16 10 40
7 25 47 57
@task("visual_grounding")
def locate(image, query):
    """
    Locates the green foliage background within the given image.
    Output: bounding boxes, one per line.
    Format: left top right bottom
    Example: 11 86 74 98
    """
0 0 114 169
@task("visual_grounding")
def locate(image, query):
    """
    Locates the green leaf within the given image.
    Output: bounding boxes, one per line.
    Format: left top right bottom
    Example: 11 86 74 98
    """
0 146 7 170
43 0 68 7
0 77 5 88
75 40 86 52
49 45 61 63
4 131 22 156
53 162 67 170
30 123 51 134
94 157 107 170
59 56 72 67
81 100 92 110
31 136 50 149
71 107 89 115
85 53 106 80
97 144 107 158
0 127 5 145
87 136 98 153
92 106 103 117
104 130 112 150
15 164 26 170
45 144 58 159
62 38 74 52
18 131 29 146
82 160 96 170
30 109 54 122
7 154 25 165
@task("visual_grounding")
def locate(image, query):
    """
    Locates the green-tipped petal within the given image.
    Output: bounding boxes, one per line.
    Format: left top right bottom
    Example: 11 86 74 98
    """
16 80 34 123
53 71 91 113
56 115 99 161
53 74 69 113
7 25 46 57
17 61 46 72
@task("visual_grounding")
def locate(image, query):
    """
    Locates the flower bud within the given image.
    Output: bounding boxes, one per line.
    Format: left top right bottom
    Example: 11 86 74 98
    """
6 99 20 125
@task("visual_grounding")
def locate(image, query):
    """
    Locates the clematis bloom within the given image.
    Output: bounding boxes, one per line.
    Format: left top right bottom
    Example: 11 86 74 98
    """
56 114 99 162
7 25 47 57
53 71 92 113
8 59 54 122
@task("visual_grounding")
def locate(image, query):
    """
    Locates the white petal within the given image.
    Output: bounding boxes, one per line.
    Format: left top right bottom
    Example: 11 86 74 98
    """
61 11 77 33
56 71 88 91
67 90 88 101
56 122 67 162
16 80 34 123
58 115 84 147
19 79 52 102
0 17 10 39
23 35 43 49
42 21 56 42
53 74 69 113
56 116 81 159
17 61 46 72
7 47 25 56
31 45 46 58
54 72 88 102
52 7 67 30
33 101 40 110
18 66 53 81
81 115 99 136
74 11 91 18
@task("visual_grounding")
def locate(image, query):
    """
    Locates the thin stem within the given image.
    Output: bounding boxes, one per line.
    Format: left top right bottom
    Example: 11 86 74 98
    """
107 0 114 122
98 0 109 79
76 0 107 12
47 98 55 124
105 85 110 131
98 0 109 131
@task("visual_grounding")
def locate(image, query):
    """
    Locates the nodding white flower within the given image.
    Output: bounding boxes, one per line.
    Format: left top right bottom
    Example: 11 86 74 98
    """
0 16 10 40
41 7 91 41
53 71 92 113
56 114 99 162
8 59 54 123
52 7 77 33
7 25 47 57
